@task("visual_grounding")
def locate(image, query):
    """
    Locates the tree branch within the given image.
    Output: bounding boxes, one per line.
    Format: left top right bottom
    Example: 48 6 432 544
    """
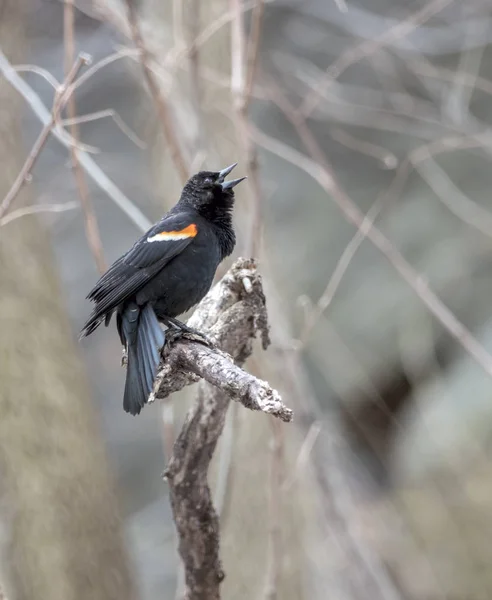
158 258 292 600
0 52 88 219
125 0 189 183
64 0 107 274
0 50 153 232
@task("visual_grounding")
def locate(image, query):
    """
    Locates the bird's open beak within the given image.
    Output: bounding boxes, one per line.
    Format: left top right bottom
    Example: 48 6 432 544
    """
218 163 237 183
218 162 246 189
221 177 246 190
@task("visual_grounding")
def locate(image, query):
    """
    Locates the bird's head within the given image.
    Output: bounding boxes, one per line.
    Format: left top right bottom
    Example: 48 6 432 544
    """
180 163 246 218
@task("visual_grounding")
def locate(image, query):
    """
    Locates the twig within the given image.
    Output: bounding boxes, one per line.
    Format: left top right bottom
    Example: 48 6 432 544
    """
444 6 488 126
167 0 275 68
184 0 208 169
298 125 492 345
160 259 291 600
249 120 492 382
60 109 146 149
0 201 79 227
213 402 237 517
13 64 60 88
64 0 106 274
329 127 398 169
265 283 402 600
70 47 140 93
271 52 453 140
264 417 284 600
244 0 264 109
125 0 189 182
412 153 492 239
0 50 152 232
297 157 412 347
300 0 455 118
231 0 263 257
0 53 89 219
282 422 322 492
410 58 492 99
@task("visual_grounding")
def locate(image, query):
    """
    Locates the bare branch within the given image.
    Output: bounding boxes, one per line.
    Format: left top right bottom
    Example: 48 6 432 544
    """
249 119 492 382
329 127 398 170
13 64 60 88
0 201 79 227
0 53 89 219
264 416 284 600
125 0 189 182
230 0 263 257
156 342 291 421
244 0 264 109
60 109 146 149
70 47 139 93
159 259 292 600
412 153 492 239
64 0 106 274
300 0 455 118
0 50 152 232
410 57 492 99
167 0 275 67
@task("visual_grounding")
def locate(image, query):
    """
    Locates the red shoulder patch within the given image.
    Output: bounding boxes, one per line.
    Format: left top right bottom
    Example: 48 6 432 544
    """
147 223 198 243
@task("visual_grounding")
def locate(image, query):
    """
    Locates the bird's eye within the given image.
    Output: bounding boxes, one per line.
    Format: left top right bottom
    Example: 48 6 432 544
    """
204 177 213 185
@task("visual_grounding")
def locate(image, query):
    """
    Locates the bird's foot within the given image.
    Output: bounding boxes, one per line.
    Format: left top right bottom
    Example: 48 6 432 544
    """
121 345 128 367
164 318 214 348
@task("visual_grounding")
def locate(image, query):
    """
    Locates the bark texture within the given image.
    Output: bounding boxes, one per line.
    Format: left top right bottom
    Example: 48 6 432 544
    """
161 259 291 600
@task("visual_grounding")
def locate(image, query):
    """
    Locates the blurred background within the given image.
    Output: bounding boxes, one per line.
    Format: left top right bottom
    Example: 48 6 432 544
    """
1 0 492 598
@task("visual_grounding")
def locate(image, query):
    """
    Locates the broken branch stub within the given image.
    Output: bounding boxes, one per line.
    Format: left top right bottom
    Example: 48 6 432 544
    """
157 257 292 600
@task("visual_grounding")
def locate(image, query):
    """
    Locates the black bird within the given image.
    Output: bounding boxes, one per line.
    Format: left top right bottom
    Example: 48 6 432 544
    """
80 163 245 416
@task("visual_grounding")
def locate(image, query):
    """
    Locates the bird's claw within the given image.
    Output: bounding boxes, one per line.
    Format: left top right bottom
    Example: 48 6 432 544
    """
121 346 128 367
165 326 214 348
181 330 214 347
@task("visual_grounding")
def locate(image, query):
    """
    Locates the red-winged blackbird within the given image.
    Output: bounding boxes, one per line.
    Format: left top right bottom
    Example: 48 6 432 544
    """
80 164 245 415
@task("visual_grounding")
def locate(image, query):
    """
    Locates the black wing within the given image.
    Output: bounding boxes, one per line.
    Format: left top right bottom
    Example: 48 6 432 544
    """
81 212 198 337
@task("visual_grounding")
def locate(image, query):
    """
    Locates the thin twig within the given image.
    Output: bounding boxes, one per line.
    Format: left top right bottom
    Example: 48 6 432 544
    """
282 422 322 492
0 201 79 227
166 0 275 68
412 153 492 239
60 109 146 148
300 0 455 118
329 127 398 169
249 120 492 382
125 0 189 182
266 283 402 600
185 0 208 168
410 58 492 99
264 417 284 600
244 0 264 109
444 6 487 126
64 0 106 274
296 152 413 347
231 0 263 257
0 50 152 232
13 64 60 88
0 53 89 219
297 128 492 342
70 47 140 93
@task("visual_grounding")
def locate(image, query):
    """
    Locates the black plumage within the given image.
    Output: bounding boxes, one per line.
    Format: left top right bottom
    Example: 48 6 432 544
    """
80 164 245 415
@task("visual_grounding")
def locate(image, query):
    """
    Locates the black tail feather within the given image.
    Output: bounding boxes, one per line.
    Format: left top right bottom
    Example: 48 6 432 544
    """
123 343 148 416
79 313 103 339
122 304 165 416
